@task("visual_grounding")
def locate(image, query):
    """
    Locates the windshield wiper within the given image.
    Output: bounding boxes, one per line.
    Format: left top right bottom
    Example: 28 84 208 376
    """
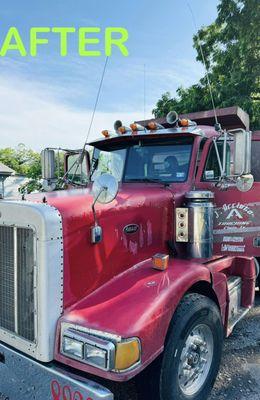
126 178 167 184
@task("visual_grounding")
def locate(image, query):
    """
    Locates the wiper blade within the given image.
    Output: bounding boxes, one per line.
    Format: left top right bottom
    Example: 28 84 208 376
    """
126 178 165 183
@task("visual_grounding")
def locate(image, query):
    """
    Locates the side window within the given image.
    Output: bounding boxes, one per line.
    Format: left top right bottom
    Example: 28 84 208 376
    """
203 142 231 181
251 141 260 181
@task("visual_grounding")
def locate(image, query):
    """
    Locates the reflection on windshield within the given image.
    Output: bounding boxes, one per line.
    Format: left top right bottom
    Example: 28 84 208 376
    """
91 138 193 183
91 148 126 181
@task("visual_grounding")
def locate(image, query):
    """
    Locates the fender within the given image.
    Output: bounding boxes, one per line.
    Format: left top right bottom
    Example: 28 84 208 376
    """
55 257 222 382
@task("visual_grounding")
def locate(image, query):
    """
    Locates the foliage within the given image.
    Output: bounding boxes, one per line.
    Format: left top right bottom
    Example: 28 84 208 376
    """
0 145 65 194
153 0 260 129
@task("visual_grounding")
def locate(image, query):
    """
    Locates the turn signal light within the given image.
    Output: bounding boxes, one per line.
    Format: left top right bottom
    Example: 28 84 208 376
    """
115 339 141 371
152 253 169 271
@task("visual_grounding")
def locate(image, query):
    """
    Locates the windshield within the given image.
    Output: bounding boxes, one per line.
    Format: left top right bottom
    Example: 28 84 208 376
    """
91 137 193 183
91 147 126 181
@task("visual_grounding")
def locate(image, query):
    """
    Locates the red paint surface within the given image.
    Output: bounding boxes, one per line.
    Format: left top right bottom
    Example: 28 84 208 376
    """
55 257 212 381
27 126 257 381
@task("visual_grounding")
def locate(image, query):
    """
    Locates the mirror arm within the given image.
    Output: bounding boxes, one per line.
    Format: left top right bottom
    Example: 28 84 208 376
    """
213 138 224 177
91 186 106 225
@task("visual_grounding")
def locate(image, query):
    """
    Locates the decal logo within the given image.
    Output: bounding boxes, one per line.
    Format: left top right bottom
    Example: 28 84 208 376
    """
214 202 255 227
226 208 243 220
124 224 139 234
214 202 257 253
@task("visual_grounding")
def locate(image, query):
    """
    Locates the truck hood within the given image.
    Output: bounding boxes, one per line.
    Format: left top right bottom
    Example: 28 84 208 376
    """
28 184 174 308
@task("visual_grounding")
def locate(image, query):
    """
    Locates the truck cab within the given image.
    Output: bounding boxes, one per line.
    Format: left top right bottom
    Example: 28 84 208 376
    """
0 106 258 400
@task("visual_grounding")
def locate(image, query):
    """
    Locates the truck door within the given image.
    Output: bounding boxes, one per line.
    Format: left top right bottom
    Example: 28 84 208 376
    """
196 136 260 257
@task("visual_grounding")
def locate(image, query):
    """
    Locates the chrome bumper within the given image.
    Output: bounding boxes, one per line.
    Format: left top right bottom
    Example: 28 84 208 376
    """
0 342 114 400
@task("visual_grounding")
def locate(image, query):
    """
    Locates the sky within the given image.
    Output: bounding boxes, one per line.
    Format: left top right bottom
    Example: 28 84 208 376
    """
0 0 219 150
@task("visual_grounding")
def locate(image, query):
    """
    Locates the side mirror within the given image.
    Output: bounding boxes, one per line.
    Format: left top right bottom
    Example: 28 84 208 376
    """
65 151 90 185
90 173 118 244
41 149 57 191
233 130 252 175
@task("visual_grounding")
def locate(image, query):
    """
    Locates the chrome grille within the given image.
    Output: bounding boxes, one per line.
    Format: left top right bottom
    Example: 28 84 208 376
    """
0 226 35 342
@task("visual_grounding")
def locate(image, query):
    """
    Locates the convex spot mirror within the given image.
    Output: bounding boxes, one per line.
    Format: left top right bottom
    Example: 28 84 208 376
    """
236 174 254 192
92 173 119 204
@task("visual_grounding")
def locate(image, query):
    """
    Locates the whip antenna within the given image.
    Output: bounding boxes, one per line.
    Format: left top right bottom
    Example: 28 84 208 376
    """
187 3 220 129
83 56 109 148
64 56 109 182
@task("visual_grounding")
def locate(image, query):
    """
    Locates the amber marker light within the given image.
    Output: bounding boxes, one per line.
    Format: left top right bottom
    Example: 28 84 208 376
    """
115 339 141 371
118 126 127 134
152 253 169 271
179 119 189 127
102 130 110 138
148 121 157 130
130 123 138 131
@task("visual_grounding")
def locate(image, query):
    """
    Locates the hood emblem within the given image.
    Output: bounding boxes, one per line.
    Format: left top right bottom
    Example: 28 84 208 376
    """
124 224 139 234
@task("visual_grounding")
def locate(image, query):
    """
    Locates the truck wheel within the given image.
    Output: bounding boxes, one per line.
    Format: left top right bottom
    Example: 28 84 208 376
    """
159 293 223 400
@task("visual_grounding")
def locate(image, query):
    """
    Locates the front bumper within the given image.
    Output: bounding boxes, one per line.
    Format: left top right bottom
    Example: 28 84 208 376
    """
0 343 113 400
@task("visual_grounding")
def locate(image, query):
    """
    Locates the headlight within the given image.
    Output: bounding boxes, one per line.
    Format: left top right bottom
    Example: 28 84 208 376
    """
63 336 84 359
85 343 108 369
61 327 141 372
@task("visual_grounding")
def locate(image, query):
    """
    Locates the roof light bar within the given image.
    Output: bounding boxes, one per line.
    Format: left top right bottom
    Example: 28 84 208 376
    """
147 121 164 131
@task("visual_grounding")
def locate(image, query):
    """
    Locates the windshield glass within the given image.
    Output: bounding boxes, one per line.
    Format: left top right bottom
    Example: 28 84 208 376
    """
91 147 126 181
91 137 193 183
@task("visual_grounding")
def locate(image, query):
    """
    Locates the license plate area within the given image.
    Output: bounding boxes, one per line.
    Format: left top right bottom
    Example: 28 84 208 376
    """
0 343 113 400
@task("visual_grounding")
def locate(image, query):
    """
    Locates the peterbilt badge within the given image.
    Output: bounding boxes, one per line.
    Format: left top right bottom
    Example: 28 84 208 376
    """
124 224 139 234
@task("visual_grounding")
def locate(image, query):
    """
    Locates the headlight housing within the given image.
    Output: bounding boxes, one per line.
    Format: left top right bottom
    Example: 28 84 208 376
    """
61 326 141 372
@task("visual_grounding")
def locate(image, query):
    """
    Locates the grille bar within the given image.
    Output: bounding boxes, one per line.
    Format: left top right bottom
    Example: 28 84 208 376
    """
0 226 35 342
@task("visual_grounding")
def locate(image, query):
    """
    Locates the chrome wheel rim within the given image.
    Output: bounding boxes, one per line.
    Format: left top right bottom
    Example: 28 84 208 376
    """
178 323 214 396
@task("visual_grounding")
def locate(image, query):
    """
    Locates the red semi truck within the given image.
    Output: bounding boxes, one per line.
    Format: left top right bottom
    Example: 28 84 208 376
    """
0 106 259 400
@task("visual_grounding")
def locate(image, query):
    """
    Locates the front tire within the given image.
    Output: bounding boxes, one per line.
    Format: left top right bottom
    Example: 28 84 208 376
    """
159 293 223 400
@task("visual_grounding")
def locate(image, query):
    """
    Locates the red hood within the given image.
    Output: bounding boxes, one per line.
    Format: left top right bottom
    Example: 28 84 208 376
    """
28 184 175 308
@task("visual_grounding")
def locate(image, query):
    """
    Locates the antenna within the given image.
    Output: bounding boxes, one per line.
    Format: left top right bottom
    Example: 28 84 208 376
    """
143 63 146 120
63 56 109 182
187 3 220 130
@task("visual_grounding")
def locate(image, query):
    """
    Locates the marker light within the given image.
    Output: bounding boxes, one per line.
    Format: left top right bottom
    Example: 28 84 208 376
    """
117 126 132 135
115 339 141 371
102 130 110 138
148 121 158 130
179 119 189 127
152 253 169 271
148 122 164 131
130 123 145 132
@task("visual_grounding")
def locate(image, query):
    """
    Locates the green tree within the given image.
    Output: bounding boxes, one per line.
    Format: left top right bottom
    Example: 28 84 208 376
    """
153 0 260 129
